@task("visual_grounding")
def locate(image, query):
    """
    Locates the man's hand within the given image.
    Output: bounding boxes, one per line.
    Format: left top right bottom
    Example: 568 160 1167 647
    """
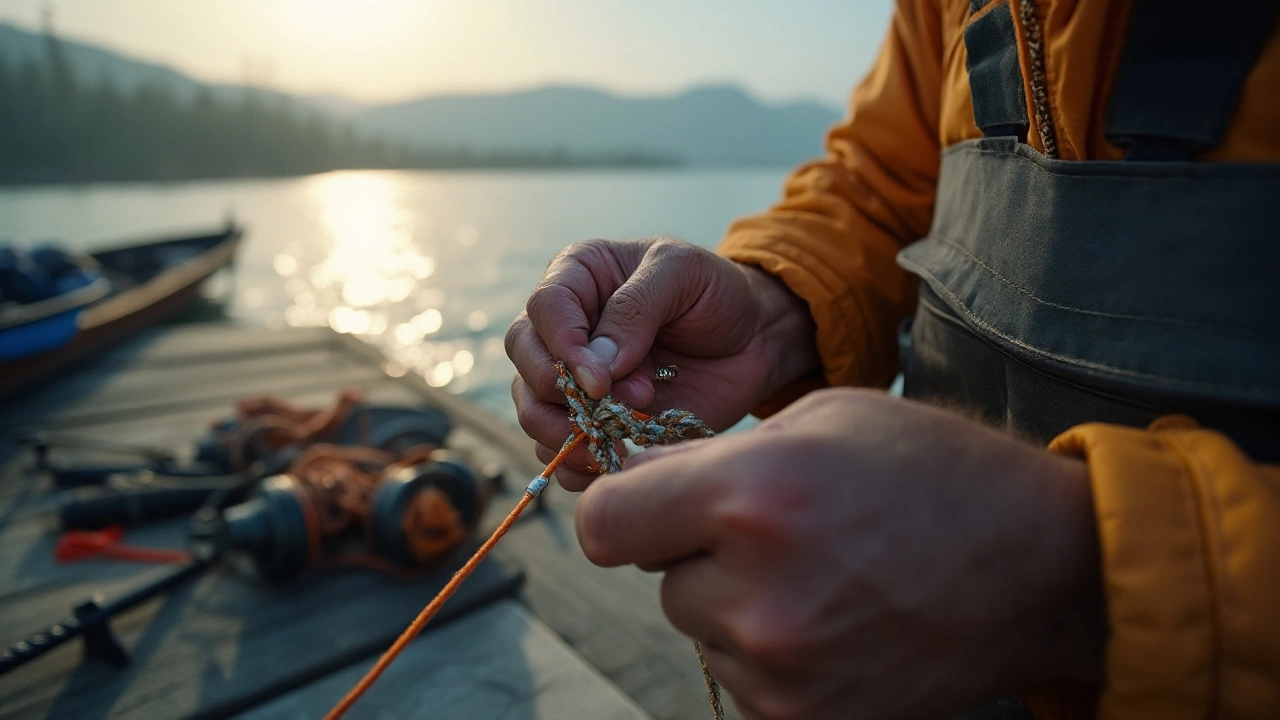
576 389 1106 720
506 238 817 490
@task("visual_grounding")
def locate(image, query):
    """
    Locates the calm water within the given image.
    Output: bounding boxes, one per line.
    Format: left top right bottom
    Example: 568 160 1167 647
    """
0 169 789 424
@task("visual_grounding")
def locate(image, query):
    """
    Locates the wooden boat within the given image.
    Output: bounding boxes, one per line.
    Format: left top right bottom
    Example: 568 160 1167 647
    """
0 225 242 398
0 254 113 361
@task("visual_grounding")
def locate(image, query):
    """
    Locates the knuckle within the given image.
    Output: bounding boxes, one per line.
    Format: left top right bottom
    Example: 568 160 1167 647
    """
503 313 528 359
575 491 614 565
712 499 779 541
802 385 880 410
530 371 558 402
646 235 689 257
555 468 593 493
646 236 677 255
648 236 705 266
514 401 555 445
603 283 651 330
726 610 807 672
510 357 560 405
710 471 800 543
524 282 563 319
550 239 613 276
563 238 611 259
515 406 540 440
747 692 811 720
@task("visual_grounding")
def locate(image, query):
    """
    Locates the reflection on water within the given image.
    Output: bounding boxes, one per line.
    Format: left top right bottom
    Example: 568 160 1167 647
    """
242 170 482 394
0 168 788 423
277 172 472 392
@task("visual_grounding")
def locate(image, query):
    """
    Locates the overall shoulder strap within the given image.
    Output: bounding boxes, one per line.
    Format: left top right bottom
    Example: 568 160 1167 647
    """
964 1 1030 140
1106 0 1280 161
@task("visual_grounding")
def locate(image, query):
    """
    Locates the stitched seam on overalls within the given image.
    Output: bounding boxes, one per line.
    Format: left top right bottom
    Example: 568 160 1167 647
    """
990 147 1242 181
928 234 1271 338
948 143 1279 181
916 289 1180 415
902 261 1276 395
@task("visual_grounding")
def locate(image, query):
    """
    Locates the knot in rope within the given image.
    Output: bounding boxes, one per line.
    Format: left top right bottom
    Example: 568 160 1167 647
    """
555 361 713 473
554 361 725 720
326 363 724 720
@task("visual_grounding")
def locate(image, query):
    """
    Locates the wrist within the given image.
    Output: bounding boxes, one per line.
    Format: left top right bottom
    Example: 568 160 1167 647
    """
1014 454 1108 687
738 263 820 395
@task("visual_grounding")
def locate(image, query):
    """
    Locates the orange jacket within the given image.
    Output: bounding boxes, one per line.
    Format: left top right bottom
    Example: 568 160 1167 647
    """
718 1 1280 718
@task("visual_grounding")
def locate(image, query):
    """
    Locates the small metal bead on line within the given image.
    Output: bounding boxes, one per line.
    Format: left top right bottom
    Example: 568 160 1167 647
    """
655 365 678 382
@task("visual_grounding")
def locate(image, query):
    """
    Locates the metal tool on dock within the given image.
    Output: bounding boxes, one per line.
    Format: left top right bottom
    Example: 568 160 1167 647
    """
56 478 255 530
0 562 209 676
17 429 196 486
16 396 457 533
189 449 484 582
0 447 485 677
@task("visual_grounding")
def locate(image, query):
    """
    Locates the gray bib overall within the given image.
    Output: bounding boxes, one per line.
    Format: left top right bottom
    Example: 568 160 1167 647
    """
897 0 1280 467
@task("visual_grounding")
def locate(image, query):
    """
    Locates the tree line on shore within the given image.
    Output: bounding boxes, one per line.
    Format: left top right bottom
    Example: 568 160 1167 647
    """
0 29 674 184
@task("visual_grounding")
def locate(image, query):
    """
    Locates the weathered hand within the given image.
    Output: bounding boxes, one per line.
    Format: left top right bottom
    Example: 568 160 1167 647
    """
576 389 1106 720
506 238 817 490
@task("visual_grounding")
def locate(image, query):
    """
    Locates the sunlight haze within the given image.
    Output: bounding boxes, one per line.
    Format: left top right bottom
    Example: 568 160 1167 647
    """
0 0 894 107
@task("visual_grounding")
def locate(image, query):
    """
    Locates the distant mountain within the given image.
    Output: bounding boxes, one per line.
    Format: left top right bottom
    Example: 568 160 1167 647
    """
0 21 843 167
298 92 368 119
0 21 199 97
0 22 330 112
355 84 840 166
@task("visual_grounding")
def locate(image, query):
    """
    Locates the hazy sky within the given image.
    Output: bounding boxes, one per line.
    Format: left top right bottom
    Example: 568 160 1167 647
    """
0 0 894 107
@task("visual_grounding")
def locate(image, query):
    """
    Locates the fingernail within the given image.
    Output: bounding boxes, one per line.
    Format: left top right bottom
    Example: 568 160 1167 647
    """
586 336 619 371
573 364 599 393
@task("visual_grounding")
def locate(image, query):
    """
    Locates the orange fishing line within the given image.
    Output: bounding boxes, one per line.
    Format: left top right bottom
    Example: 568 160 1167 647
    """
324 431 585 719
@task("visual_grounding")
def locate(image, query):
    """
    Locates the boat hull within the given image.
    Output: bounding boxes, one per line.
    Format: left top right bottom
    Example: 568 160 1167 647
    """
0 228 242 399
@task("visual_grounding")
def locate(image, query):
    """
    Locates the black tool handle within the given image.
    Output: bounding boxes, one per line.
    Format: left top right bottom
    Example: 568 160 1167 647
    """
59 486 231 530
51 461 230 488
0 617 82 675
51 464 150 487
0 563 207 677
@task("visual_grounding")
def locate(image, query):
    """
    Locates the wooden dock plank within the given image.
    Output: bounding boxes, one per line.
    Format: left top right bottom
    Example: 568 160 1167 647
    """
235 600 650 720
491 491 734 720
48 347 354 406
0 325 336 431
0 517 190 605
14 362 385 431
112 325 335 368
0 550 522 720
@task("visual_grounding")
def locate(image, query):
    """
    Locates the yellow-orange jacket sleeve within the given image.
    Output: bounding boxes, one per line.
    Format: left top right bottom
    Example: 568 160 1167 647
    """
717 0 943 391
1051 419 1280 720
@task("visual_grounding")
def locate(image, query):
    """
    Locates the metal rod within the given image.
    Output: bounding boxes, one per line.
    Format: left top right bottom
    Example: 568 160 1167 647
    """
0 562 208 677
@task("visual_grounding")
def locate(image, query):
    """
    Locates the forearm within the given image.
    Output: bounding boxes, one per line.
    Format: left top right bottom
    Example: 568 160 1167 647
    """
718 0 943 391
1017 451 1107 688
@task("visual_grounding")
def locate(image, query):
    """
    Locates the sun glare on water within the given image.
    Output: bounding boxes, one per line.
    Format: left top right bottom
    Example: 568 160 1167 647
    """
271 170 475 391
